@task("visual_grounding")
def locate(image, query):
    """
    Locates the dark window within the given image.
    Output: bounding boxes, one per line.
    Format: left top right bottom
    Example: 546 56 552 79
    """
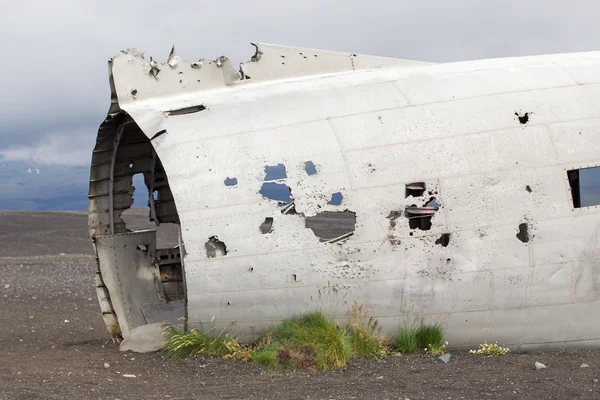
405 182 426 198
568 166 600 208
405 197 440 231
405 206 437 230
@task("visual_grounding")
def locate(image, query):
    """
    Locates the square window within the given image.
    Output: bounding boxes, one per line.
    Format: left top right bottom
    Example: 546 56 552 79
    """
568 166 600 208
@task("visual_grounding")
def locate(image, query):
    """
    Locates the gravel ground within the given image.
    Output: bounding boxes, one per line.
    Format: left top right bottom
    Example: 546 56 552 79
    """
1 211 600 399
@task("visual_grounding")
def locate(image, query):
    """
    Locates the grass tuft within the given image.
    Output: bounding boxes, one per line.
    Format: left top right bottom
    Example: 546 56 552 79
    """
163 304 432 370
347 301 388 358
322 325 353 368
394 319 446 355
416 322 445 350
252 346 279 368
253 311 352 371
394 322 419 353
162 326 240 358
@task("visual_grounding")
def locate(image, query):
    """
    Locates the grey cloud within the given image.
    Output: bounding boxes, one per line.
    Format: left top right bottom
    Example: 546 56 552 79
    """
1 0 599 165
0 126 96 166
0 111 105 148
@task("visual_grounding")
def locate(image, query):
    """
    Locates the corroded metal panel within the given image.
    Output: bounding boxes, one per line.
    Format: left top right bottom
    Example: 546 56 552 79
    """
95 230 161 336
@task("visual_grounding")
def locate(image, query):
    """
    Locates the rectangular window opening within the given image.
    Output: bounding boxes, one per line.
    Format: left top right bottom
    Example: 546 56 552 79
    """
405 182 426 198
405 206 436 231
568 166 600 208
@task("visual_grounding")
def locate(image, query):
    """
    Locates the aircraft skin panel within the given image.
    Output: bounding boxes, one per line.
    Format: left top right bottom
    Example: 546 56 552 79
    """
110 43 432 110
156 119 350 211
90 46 600 349
392 62 577 105
331 84 600 153
550 118 600 163
344 126 559 189
545 51 600 85
125 80 411 150
337 52 553 88
441 166 571 231
241 43 434 82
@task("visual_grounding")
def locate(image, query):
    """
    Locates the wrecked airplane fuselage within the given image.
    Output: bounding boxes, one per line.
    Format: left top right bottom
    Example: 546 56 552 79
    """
89 43 600 350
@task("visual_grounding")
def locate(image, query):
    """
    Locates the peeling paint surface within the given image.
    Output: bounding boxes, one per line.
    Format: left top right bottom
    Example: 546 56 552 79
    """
89 44 600 349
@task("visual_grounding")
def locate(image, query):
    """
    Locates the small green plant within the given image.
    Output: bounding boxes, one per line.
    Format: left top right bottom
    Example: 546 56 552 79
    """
162 326 240 358
165 304 435 370
425 341 448 356
322 325 352 368
394 322 419 353
416 322 445 350
394 318 447 355
347 301 388 358
252 311 353 370
469 341 510 356
252 346 279 369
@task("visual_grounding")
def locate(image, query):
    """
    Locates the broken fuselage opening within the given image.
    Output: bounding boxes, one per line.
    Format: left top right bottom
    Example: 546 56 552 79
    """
89 112 184 338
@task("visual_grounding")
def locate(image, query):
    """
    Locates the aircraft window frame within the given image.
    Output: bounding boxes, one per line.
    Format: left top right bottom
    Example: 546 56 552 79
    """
567 165 600 209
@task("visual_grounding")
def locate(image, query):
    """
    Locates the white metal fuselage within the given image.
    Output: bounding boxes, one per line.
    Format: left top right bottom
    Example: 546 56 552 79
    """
89 45 600 350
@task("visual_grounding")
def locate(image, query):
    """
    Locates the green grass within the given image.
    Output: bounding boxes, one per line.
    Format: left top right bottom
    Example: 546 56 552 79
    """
162 327 233 358
347 301 387 357
252 346 279 369
163 306 407 370
394 323 419 353
253 311 353 370
394 319 446 354
415 322 444 349
349 327 382 357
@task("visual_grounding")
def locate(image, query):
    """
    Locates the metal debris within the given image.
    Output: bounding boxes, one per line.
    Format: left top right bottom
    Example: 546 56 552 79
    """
167 46 181 67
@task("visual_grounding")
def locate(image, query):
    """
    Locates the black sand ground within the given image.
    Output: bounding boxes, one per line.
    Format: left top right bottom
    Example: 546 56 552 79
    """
1 210 599 399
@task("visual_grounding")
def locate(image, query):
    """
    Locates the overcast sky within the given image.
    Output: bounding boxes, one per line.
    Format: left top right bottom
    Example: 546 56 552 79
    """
0 0 598 166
